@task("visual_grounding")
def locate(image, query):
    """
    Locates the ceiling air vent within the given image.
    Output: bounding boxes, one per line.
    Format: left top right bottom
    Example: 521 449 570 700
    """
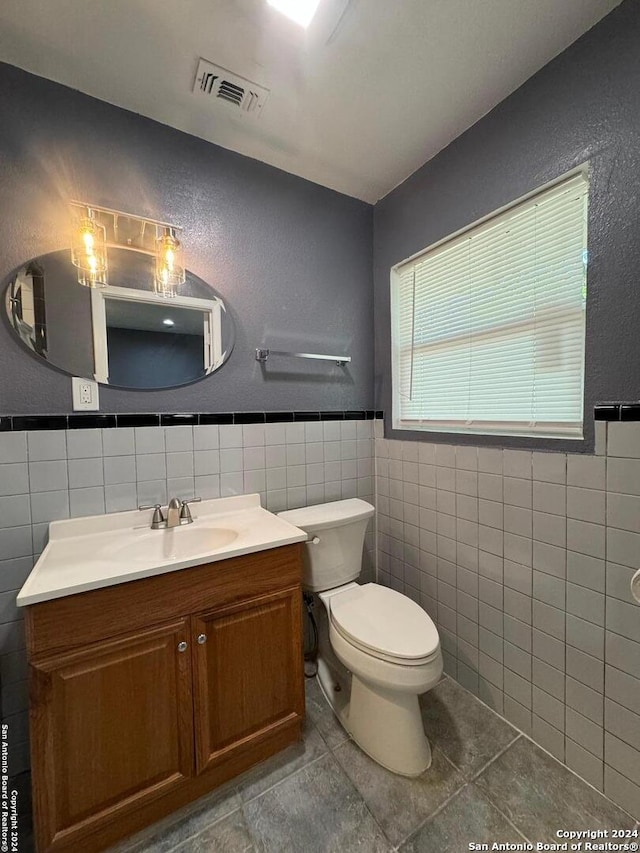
193 59 269 117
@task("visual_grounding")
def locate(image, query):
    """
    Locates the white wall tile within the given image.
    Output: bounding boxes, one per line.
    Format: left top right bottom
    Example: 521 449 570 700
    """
69 457 104 488
285 423 305 444
0 433 27 464
608 422 640 458
0 495 31 529
606 598 640 644
194 450 219 476
29 460 68 492
504 477 532 509
67 429 103 459
504 450 532 479
135 426 165 454
566 676 603 724
137 480 167 506
566 708 603 758
244 470 266 493
567 455 606 490
566 518 604 559
243 447 266 471
567 551 604 592
435 444 455 468
607 458 640 497
533 511 566 548
567 646 603 692
567 739 603 791
193 425 219 451
532 452 566 484
102 428 135 456
607 527 640 570
105 483 137 512
607 492 640 533
265 423 286 445
219 425 242 448
606 665 640 717
70 487 105 518
242 424 265 446
567 486 605 524
164 426 193 452
67 429 102 459
533 482 566 517
166 452 194 479
567 614 604 659
605 699 640 753
0 464 29 496
604 766 640 819
195 475 220 499
478 473 503 502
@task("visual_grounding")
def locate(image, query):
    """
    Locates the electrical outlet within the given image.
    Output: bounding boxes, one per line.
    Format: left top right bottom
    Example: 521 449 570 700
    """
72 377 99 411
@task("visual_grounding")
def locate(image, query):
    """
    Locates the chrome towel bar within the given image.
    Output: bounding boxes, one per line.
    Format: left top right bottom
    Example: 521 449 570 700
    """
255 348 351 366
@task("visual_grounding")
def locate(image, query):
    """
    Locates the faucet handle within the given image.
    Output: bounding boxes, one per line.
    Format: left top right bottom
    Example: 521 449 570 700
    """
138 504 166 529
179 497 201 524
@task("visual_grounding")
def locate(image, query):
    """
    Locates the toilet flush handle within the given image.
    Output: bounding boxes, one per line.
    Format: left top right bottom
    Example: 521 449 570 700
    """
306 536 320 545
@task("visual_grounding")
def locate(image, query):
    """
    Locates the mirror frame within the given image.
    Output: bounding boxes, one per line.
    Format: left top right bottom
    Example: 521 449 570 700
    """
90 284 223 384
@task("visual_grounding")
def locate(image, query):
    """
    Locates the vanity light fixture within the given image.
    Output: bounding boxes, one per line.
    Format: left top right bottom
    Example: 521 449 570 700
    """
266 0 321 27
70 209 108 288
70 202 186 298
154 228 185 298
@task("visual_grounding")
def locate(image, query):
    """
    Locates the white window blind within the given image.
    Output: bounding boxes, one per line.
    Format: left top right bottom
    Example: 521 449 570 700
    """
391 172 589 439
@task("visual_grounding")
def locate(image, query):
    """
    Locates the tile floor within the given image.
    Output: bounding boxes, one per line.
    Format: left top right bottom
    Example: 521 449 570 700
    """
99 676 638 853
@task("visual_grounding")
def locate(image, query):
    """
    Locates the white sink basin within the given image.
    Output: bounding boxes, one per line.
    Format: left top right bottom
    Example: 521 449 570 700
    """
17 494 307 607
108 525 239 564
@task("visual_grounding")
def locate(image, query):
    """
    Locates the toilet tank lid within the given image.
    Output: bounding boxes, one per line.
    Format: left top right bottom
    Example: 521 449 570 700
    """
278 498 374 531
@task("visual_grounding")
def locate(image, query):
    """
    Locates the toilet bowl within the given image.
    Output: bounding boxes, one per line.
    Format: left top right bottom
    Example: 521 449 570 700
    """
278 499 443 777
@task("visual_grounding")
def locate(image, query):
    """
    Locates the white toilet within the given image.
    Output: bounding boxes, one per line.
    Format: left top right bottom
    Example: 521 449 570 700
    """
278 498 442 777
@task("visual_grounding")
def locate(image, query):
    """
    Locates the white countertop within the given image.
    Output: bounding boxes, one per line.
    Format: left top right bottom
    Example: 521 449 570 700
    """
17 494 307 607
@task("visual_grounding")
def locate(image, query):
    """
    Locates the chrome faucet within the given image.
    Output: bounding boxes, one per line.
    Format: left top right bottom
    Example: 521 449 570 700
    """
139 497 201 530
166 497 181 528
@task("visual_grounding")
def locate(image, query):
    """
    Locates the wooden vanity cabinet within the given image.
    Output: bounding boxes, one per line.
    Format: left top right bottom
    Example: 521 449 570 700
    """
25 544 304 853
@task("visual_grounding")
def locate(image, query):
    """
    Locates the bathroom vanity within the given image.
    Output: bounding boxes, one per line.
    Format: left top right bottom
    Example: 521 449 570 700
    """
18 496 307 853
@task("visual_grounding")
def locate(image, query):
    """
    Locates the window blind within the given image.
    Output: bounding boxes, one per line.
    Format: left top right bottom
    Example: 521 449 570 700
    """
391 172 589 439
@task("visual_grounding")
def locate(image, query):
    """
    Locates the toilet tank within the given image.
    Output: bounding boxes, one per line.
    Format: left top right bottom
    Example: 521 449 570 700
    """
278 499 374 592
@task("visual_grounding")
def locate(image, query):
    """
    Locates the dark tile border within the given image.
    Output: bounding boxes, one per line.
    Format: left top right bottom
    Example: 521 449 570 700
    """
2 406 630 430
0 411 382 430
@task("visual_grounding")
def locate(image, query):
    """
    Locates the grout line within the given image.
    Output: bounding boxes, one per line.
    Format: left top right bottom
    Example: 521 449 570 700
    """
469 733 523 782
474 788 534 846
391 779 470 849
515 726 638 824
236 751 329 806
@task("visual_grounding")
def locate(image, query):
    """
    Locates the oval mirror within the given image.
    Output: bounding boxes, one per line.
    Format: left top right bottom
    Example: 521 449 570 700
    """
3 248 235 390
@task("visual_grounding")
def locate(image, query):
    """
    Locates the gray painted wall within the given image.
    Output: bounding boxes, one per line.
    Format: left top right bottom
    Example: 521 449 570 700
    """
373 0 640 452
0 63 374 414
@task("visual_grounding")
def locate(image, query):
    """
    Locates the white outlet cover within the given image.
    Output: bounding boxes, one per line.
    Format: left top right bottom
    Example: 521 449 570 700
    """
72 377 100 411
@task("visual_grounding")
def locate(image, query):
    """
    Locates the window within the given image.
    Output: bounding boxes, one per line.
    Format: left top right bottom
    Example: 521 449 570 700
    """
391 171 589 439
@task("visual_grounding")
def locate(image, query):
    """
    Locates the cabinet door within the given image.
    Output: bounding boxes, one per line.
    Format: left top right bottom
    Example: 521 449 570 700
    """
31 619 194 851
192 586 304 773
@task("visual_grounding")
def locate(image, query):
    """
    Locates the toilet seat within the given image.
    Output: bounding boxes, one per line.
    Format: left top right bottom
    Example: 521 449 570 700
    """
328 583 440 666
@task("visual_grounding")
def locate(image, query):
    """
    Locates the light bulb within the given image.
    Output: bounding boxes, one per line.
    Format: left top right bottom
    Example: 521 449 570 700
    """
154 229 185 297
71 213 108 288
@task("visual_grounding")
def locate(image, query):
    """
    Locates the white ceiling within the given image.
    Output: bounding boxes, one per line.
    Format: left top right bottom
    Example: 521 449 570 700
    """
0 0 622 202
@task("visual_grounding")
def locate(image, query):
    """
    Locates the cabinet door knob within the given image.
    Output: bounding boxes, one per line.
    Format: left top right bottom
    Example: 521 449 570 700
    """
197 633 207 645
177 641 188 653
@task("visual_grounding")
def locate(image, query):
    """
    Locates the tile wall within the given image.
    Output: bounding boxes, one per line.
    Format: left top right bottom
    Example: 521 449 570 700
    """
5 413 640 822
0 418 376 779
375 420 640 820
